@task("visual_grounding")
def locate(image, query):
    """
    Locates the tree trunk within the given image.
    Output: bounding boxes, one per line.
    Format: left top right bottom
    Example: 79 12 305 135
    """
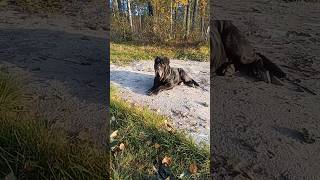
147 1 153 16
117 0 122 13
174 6 178 22
185 1 190 37
187 0 192 36
113 0 119 13
174 5 178 39
140 15 143 30
170 0 173 39
127 0 133 31
184 4 189 37
191 0 198 30
201 17 205 39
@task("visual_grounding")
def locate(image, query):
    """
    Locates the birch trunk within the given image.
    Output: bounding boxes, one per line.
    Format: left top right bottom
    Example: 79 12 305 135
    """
127 0 133 31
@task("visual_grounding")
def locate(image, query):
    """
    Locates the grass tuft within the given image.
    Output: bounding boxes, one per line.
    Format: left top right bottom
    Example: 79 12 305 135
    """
0 70 108 179
0 70 22 116
110 85 210 179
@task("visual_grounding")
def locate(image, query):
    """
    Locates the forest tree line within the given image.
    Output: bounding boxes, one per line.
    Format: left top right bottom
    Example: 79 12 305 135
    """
110 0 209 44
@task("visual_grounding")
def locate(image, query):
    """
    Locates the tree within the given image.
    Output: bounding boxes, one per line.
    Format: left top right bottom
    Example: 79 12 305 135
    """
127 0 133 30
147 1 153 16
170 0 174 38
191 0 198 30
110 0 208 42
112 0 119 13
117 0 123 12
185 0 190 36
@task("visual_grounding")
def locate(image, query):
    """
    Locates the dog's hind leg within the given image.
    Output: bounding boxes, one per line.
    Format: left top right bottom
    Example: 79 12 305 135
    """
178 68 199 87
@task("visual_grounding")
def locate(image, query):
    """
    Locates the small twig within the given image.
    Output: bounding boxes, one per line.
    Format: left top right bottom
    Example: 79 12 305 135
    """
200 86 209 92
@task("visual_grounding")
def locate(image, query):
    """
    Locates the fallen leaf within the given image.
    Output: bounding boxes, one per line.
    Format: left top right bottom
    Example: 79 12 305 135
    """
164 124 175 133
154 143 161 149
119 143 125 151
110 130 118 139
189 163 198 175
162 156 172 167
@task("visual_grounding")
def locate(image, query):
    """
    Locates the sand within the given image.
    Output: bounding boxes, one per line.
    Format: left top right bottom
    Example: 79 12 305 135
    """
211 0 320 179
2 1 320 178
0 2 109 146
111 60 210 144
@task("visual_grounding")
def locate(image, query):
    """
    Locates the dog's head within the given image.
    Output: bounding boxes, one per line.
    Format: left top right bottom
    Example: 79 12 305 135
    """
154 56 170 80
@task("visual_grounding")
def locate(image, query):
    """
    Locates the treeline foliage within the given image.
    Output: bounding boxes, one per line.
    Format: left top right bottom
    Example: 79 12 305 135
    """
110 0 209 44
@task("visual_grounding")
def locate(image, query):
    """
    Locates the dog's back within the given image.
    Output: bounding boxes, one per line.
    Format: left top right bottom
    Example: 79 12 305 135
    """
216 20 257 66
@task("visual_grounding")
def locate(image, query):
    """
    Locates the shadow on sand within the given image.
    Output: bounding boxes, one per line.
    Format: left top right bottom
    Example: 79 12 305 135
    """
0 28 108 105
110 69 154 96
0 27 108 145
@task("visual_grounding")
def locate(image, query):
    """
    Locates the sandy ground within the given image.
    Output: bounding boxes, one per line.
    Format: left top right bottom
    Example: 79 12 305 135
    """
2 1 320 178
111 60 210 144
211 0 320 179
0 2 109 146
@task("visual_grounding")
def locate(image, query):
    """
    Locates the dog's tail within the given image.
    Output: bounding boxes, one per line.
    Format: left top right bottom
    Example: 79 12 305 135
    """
191 79 200 87
192 79 209 91
256 52 317 95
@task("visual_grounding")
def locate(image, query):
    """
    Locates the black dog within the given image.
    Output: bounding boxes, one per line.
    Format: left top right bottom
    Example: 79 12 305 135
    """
147 56 199 96
210 20 317 95
211 20 286 82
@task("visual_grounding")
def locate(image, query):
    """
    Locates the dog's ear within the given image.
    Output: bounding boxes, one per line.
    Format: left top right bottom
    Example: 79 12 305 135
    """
163 57 170 65
155 56 160 63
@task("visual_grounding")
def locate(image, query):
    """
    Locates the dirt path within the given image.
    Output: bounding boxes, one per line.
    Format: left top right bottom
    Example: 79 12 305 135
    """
212 0 320 179
0 4 108 146
111 60 210 144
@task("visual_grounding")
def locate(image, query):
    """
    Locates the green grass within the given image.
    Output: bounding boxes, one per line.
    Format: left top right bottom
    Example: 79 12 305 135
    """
110 42 209 65
110 85 210 179
0 67 210 179
0 70 108 179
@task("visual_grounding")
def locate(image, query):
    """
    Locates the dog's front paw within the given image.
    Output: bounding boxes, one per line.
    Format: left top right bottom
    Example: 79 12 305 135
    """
147 90 154 96
148 90 159 96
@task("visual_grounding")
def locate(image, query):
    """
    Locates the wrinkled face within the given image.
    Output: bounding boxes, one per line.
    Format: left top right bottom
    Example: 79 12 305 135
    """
154 56 170 78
